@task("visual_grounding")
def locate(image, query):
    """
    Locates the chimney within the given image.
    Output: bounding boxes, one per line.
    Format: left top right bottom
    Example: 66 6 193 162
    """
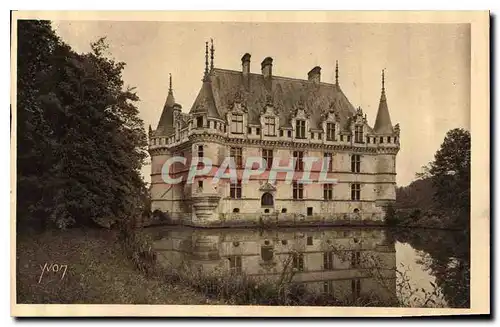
242 53 251 75
308 66 321 84
261 57 273 79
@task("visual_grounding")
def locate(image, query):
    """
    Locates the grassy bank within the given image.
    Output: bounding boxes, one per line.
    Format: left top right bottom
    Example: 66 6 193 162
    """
16 228 220 304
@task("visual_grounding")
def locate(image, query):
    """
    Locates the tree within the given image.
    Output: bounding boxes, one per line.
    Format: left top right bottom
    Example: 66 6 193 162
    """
17 21 148 229
428 128 471 229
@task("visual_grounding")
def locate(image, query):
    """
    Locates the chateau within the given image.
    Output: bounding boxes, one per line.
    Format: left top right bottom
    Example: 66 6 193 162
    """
148 41 400 227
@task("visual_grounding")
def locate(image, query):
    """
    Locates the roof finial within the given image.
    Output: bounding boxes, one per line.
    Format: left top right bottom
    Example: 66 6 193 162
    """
210 38 214 71
335 60 339 86
168 73 173 93
382 69 386 94
204 41 209 80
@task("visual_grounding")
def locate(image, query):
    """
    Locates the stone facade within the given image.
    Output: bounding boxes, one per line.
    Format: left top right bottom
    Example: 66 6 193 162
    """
148 41 400 227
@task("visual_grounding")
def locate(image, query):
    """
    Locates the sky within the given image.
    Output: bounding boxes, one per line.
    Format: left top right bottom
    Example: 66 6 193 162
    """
53 21 470 187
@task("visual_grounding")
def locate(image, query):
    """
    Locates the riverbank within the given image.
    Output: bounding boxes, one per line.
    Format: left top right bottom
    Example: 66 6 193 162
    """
16 228 220 304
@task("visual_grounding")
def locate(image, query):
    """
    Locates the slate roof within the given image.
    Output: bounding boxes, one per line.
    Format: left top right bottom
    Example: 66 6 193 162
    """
155 88 176 136
189 68 362 131
373 90 394 134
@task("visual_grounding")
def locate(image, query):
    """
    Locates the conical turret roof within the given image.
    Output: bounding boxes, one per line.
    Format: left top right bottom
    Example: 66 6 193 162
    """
155 74 177 136
373 70 394 134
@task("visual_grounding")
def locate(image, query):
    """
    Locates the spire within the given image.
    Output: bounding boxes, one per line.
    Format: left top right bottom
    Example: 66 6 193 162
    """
381 69 386 98
374 68 394 134
335 60 339 86
210 38 214 71
203 41 209 81
165 73 175 107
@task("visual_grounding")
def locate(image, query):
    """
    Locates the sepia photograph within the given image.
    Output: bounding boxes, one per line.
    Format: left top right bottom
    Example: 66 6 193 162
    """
10 11 489 317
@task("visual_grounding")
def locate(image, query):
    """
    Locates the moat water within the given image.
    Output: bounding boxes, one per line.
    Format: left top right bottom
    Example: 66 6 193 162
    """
145 226 469 308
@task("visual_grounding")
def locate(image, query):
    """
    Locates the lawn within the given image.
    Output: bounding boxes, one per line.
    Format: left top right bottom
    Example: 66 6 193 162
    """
16 227 218 304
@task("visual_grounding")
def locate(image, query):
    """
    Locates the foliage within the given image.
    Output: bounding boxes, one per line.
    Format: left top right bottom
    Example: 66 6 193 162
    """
384 204 399 226
394 128 470 230
16 21 148 230
428 128 471 229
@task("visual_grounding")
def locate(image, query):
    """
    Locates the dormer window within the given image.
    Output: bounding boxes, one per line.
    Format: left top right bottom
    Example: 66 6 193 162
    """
354 125 363 143
264 117 276 136
231 113 243 134
196 116 203 128
326 123 336 141
296 120 306 139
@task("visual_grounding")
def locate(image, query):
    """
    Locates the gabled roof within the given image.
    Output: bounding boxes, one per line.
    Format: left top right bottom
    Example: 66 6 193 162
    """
189 68 359 130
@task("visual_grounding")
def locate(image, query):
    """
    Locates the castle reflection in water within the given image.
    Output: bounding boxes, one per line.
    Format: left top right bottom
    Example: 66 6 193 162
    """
149 227 398 305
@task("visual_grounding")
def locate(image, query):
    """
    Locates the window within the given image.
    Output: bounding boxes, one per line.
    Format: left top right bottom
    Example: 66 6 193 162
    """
354 125 363 143
264 209 270 213
326 123 336 141
295 120 306 139
351 279 361 300
340 135 344 142
196 116 203 128
281 208 287 213
323 281 335 295
366 136 370 144
311 132 314 139
264 117 276 136
197 145 204 158
351 183 361 201
247 127 252 134
230 180 242 199
287 130 292 138
324 153 333 172
351 251 361 267
231 114 243 134
230 147 243 168
347 135 351 142
256 127 261 135
351 154 361 173
379 136 384 143
388 136 391 143
293 151 304 171
323 252 334 270
198 180 203 189
307 207 313 216
261 192 274 207
307 236 313 245
323 184 333 200
293 253 304 271
228 256 242 273
262 149 273 169
293 182 303 199
280 130 284 137
261 246 274 262
233 208 240 213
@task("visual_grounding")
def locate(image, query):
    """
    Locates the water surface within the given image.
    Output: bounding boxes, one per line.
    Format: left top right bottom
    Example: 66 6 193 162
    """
146 226 469 308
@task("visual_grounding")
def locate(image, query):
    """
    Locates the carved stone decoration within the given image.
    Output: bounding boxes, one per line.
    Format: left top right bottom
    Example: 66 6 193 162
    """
394 123 400 136
259 182 277 192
